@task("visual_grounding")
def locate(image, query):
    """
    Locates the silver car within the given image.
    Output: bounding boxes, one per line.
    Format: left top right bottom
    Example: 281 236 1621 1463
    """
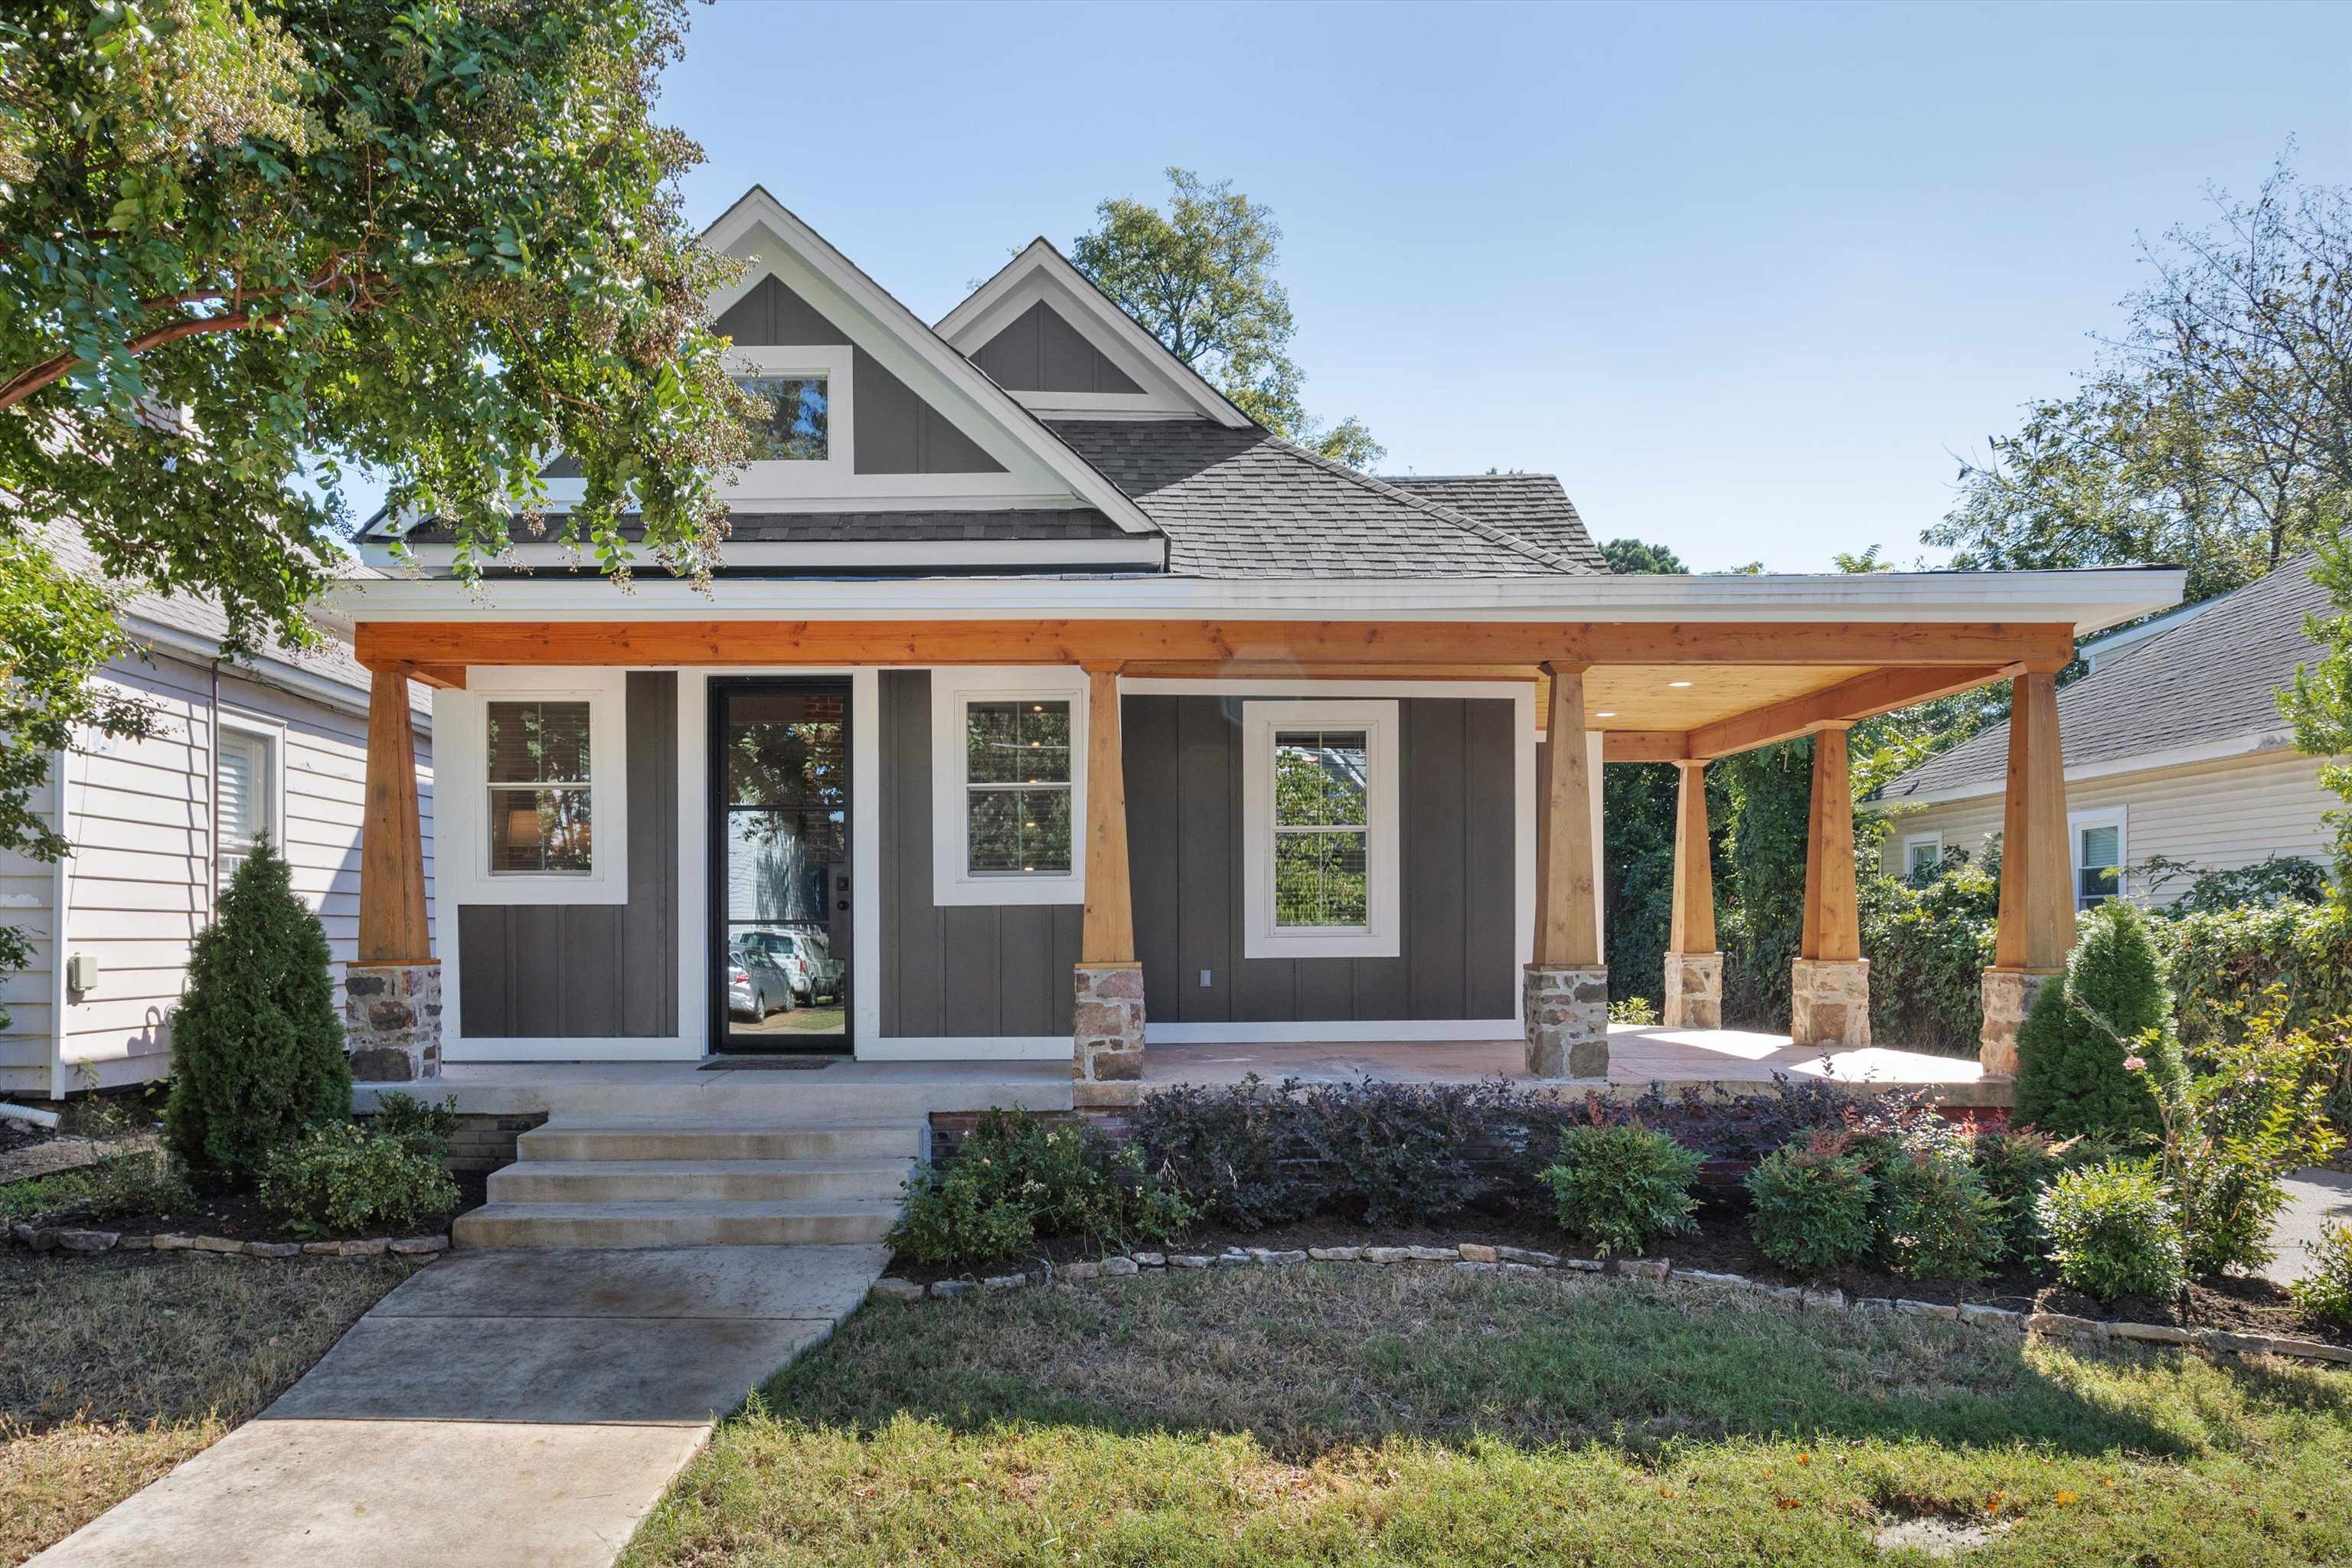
726 942 794 1018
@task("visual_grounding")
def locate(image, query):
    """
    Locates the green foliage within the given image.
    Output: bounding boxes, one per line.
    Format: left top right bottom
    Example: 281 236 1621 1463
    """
1539 1123 1701 1259
2160 897 2352 1048
2291 1223 2352 1328
2037 1161 2188 1303
256 1122 458 1234
1968 1125 2094 1261
1602 760 1684 1007
1871 1125 2006 1282
1607 996 1658 1027
369 1092 460 1151
163 840 351 1182
1744 1132 1877 1278
887 1109 1194 1268
2014 901 2184 1139
1600 538 1687 574
0 1146 192 1226
1717 740 1812 1027
1073 168 1380 468
2144 854 2328 914
2 0 754 645
1856 848 2001 1056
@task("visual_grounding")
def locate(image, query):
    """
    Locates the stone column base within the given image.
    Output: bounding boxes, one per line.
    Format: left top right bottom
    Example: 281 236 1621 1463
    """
1524 965 1609 1078
1978 966 2060 1077
1661 952 1723 1029
345 960 442 1082
1789 958 1870 1049
1073 962 1145 1086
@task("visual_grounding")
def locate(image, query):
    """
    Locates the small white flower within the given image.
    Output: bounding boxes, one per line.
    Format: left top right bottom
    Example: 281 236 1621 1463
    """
2122 1055 2147 1073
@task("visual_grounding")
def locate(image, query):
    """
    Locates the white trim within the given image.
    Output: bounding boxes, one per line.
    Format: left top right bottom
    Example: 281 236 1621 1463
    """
119 613 430 725
384 536 1167 572
695 189 1161 535
1902 830 1944 881
1240 698 1401 960
724 345 854 495
1148 1019 1520 1045
929 666 1090 906
437 668 630 906
214 708 287 886
1885 730 2301 807
2069 804 2128 907
442 1037 703 1063
861 1035 1069 1062
46 748 73 1100
323 565 2185 635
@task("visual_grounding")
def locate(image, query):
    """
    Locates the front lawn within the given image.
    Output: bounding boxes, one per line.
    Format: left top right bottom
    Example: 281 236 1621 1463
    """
0 1250 419 1565
627 1263 2352 1567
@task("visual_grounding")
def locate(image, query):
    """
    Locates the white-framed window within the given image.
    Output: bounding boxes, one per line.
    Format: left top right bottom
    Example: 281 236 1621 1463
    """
1903 831 1943 886
215 712 285 890
930 667 1089 906
441 668 629 906
1241 699 1400 960
2070 806 2127 910
724 344 854 495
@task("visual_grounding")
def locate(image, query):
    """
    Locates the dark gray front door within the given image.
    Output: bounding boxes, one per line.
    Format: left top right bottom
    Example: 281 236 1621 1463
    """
710 679 851 1053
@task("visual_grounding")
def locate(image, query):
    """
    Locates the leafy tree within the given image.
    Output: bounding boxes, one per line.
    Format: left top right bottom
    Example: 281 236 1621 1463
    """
1073 168 1381 469
1601 537 1686 574
2014 900 2184 1141
165 838 351 1183
1717 738 1813 1026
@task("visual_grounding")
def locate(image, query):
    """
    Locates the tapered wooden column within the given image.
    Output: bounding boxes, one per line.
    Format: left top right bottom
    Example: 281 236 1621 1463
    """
1526 663 1607 1076
1790 723 1869 1047
1981 668 2074 1074
1662 760 1722 1028
1073 663 1143 1096
351 665 440 1080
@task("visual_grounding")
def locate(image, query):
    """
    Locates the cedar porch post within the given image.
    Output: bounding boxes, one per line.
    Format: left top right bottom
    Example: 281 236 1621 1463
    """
1525 662 1608 1077
1789 722 1870 1047
1073 663 1144 1100
349 665 441 1081
1980 668 2073 1074
1661 760 1723 1029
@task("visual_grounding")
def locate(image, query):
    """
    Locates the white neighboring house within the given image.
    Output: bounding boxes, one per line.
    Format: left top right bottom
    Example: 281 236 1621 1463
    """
1878 554 2334 906
0 528 433 1099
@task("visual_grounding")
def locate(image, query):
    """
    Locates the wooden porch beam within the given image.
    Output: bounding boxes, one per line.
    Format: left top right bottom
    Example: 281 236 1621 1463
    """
353 619 2078 673
1686 664 2012 759
358 667 432 963
1602 731 1691 763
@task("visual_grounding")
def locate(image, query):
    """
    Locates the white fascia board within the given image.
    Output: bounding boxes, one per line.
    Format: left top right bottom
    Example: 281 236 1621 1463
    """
320 566 2186 631
697 190 1162 536
1879 729 2304 808
936 239 1253 428
388 537 1167 572
117 613 433 728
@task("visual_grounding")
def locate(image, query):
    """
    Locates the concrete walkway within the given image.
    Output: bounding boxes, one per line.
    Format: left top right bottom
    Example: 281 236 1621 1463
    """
2265 1168 2352 1286
31 1245 887 1568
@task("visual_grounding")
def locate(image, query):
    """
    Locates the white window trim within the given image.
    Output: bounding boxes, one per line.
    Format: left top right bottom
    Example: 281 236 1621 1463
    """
1902 830 1942 881
440 667 629 906
216 708 286 884
930 666 1089 906
2069 805 2128 908
1241 698 1400 960
723 344 855 496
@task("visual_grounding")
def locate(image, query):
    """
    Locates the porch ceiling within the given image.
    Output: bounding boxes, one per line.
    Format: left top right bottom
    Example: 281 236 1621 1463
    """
1562 664 1880 734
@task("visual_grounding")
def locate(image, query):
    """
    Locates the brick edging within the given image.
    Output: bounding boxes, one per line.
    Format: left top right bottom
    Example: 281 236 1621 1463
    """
8 1222 450 1259
869 1243 2352 1370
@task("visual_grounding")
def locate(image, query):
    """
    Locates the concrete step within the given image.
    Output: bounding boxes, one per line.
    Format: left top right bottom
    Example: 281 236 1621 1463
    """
487 1156 916 1204
518 1117 924 1165
452 1197 903 1250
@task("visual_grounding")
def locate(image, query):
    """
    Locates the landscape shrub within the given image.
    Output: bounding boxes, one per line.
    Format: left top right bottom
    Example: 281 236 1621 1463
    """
888 1109 1193 1267
1129 1077 1325 1231
370 1091 460 1152
1744 1132 1877 1276
256 1122 458 1234
2291 1223 2352 1328
1607 996 1659 1027
1871 1124 2006 1282
1539 1121 1701 1259
1967 1124 2105 1261
164 841 351 1183
2014 901 2184 1141
2158 899 2352 1047
2037 1161 2187 1303
1857 853 2002 1056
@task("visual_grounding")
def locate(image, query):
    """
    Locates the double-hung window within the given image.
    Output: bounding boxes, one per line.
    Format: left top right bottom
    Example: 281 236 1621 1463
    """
2071 808 2126 910
1903 831 1942 887
1242 700 1400 959
487 700 594 874
932 669 1089 905
215 721 279 890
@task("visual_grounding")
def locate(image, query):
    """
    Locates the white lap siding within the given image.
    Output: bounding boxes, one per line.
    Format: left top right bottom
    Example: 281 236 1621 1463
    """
0 649 433 1096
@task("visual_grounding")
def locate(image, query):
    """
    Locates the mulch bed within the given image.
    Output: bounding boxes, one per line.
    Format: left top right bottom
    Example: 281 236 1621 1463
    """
890 1191 2351 1348
8 1161 488 1243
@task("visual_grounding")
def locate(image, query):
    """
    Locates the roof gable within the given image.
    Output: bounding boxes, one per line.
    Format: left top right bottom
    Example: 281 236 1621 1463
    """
936 239 1253 426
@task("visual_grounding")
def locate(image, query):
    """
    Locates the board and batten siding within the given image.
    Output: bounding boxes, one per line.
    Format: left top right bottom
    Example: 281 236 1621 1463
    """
1885 747 2334 904
454 671 679 1040
0 650 435 1096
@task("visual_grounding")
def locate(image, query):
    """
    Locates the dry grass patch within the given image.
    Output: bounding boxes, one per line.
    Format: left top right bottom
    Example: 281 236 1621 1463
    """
0 1250 417 1564
628 1264 2352 1567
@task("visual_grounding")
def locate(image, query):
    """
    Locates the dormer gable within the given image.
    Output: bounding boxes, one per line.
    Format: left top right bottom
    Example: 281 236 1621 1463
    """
937 240 1253 427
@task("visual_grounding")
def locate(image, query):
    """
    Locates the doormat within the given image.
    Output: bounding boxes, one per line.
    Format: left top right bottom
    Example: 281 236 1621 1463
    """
697 1056 843 1071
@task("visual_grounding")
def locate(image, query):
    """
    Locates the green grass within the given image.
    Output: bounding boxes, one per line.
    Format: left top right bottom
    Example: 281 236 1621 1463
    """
626 1264 2352 1566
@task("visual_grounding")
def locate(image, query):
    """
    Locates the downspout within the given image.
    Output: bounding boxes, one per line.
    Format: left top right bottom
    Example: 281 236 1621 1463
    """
208 658 221 916
45 746 70 1102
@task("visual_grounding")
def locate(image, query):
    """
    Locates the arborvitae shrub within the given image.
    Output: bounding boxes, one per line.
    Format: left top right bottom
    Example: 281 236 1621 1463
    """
165 839 351 1182
2013 901 2183 1140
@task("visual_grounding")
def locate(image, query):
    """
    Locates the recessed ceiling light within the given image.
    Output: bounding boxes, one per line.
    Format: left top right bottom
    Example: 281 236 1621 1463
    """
1668 680 1694 688
1593 710 1617 718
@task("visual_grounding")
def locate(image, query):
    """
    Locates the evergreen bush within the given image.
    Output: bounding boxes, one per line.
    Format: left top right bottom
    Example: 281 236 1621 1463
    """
258 1122 458 1234
2037 1161 2187 1303
1745 1132 1877 1277
887 1109 1194 1268
1539 1122 1701 1259
2292 1223 2352 1328
1871 1125 2006 1282
164 839 351 1183
2014 901 2184 1140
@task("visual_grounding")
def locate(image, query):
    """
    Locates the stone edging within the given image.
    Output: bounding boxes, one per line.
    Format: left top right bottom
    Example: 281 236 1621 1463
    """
870 1242 2352 1371
8 1222 449 1259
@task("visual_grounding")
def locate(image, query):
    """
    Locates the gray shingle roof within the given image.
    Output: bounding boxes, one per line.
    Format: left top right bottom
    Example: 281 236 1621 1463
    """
1044 420 1599 577
1882 553 2328 801
412 508 1129 544
1378 473 1605 570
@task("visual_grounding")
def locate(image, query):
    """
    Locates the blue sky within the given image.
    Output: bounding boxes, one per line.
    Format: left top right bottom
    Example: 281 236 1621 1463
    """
609 2 2352 571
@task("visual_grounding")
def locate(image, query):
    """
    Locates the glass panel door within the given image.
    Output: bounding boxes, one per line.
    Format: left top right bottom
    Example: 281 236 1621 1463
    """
712 681 850 1052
